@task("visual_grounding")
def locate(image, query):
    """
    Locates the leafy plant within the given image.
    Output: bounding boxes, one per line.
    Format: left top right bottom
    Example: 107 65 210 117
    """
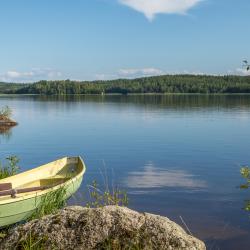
240 167 250 188
0 106 12 119
0 155 20 179
243 60 250 71
240 166 250 211
86 180 128 208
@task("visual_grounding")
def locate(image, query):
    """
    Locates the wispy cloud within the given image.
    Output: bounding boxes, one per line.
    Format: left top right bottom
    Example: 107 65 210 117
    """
123 162 207 190
95 67 206 80
119 0 202 21
95 67 164 80
0 68 62 83
118 68 164 78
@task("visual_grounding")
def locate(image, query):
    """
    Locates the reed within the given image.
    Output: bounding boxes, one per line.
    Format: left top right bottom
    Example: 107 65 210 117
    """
30 186 67 220
86 180 128 208
0 156 19 180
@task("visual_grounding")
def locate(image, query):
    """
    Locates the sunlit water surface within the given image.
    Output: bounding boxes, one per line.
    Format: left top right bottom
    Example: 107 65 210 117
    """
1 95 250 250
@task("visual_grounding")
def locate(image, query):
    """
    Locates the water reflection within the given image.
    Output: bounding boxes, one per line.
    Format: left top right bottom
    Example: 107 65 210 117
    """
0 126 13 140
3 94 250 111
124 162 207 190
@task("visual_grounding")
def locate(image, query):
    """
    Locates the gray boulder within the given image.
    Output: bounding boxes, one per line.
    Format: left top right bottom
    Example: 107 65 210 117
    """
0 206 206 250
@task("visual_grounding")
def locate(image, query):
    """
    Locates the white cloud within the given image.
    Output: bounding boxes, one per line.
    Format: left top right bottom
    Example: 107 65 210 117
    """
119 0 202 21
124 162 207 190
118 68 164 78
0 68 62 83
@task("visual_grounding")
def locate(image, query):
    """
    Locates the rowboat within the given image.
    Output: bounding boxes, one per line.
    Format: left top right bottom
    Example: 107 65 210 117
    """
0 156 86 227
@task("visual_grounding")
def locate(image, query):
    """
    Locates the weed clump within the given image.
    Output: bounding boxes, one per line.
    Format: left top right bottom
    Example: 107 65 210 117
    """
86 180 128 208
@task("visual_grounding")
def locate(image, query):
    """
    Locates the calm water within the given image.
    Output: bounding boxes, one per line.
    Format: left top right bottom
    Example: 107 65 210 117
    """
1 95 250 249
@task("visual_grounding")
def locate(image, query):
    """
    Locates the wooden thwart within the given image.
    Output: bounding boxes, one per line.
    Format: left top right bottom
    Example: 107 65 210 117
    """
0 186 49 198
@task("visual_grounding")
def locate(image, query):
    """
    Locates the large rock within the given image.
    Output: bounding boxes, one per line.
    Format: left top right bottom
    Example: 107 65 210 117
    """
0 206 206 250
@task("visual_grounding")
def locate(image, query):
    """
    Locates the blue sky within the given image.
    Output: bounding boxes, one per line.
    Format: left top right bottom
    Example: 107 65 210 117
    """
0 0 250 82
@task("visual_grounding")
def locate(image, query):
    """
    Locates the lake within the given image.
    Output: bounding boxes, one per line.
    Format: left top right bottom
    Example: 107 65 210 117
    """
1 94 250 249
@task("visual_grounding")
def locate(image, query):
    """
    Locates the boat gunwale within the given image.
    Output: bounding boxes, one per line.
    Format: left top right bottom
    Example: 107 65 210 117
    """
0 156 86 205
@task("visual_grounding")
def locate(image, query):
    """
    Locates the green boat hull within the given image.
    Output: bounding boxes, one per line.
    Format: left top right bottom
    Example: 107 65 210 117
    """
0 175 83 228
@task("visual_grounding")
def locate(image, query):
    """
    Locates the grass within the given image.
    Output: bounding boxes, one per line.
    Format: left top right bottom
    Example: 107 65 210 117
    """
18 231 47 250
30 186 67 220
1 228 52 250
0 155 19 179
86 180 128 208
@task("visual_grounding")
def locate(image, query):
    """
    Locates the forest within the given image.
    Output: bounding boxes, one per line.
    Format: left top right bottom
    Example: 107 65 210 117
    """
0 82 27 94
1 75 250 95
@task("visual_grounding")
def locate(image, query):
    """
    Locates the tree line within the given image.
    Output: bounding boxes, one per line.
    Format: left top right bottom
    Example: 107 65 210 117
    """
1 75 250 95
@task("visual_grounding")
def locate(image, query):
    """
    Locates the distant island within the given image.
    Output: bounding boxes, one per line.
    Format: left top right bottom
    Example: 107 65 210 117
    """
0 106 18 131
1 74 250 95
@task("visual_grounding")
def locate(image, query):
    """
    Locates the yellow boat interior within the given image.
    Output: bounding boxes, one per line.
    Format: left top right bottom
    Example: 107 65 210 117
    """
0 157 84 202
